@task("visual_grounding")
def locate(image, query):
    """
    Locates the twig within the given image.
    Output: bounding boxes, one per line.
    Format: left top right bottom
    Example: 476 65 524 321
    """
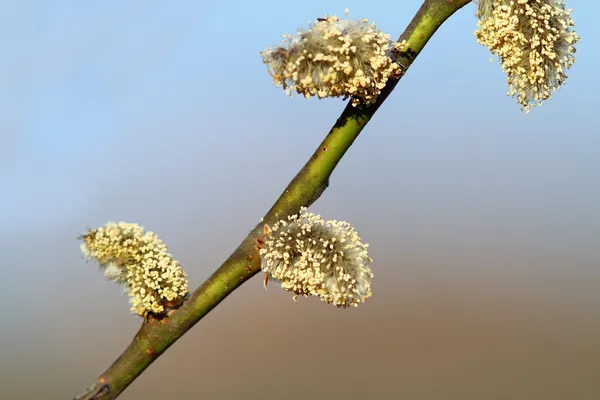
75 1 472 398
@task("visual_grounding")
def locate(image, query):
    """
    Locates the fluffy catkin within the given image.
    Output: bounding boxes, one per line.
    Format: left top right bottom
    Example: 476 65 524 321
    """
261 14 402 106
80 222 188 316
259 208 373 308
475 0 579 112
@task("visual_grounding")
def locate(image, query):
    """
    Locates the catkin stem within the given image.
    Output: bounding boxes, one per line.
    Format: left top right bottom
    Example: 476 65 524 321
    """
75 1 472 399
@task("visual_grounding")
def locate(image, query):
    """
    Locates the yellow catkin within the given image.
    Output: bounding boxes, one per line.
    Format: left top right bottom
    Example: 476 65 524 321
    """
475 0 579 112
259 207 373 308
81 222 188 316
261 14 402 106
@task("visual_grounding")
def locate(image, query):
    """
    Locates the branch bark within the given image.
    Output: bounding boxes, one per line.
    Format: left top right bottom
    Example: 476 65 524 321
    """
75 1 472 398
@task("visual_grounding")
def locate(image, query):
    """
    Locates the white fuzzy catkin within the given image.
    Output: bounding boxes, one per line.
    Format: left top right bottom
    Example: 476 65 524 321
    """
261 14 402 106
81 222 188 316
259 208 373 308
475 0 579 112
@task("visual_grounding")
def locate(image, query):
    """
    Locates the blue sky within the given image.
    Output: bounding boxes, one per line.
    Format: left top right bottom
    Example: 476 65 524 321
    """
1 1 597 235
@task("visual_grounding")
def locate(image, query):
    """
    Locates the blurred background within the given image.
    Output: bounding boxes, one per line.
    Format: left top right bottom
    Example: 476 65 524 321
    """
1 0 599 399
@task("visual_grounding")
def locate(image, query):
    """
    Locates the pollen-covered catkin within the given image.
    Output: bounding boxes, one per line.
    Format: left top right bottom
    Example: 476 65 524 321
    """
475 0 579 112
81 222 189 316
261 14 402 106
259 207 373 308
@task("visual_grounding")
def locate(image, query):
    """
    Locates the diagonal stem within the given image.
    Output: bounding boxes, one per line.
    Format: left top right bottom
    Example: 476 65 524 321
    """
75 1 472 399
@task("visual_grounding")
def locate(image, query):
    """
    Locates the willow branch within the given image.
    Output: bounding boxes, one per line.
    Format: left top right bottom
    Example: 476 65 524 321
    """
75 1 472 399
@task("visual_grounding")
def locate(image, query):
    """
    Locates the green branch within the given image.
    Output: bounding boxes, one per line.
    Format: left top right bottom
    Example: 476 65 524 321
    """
75 1 472 399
